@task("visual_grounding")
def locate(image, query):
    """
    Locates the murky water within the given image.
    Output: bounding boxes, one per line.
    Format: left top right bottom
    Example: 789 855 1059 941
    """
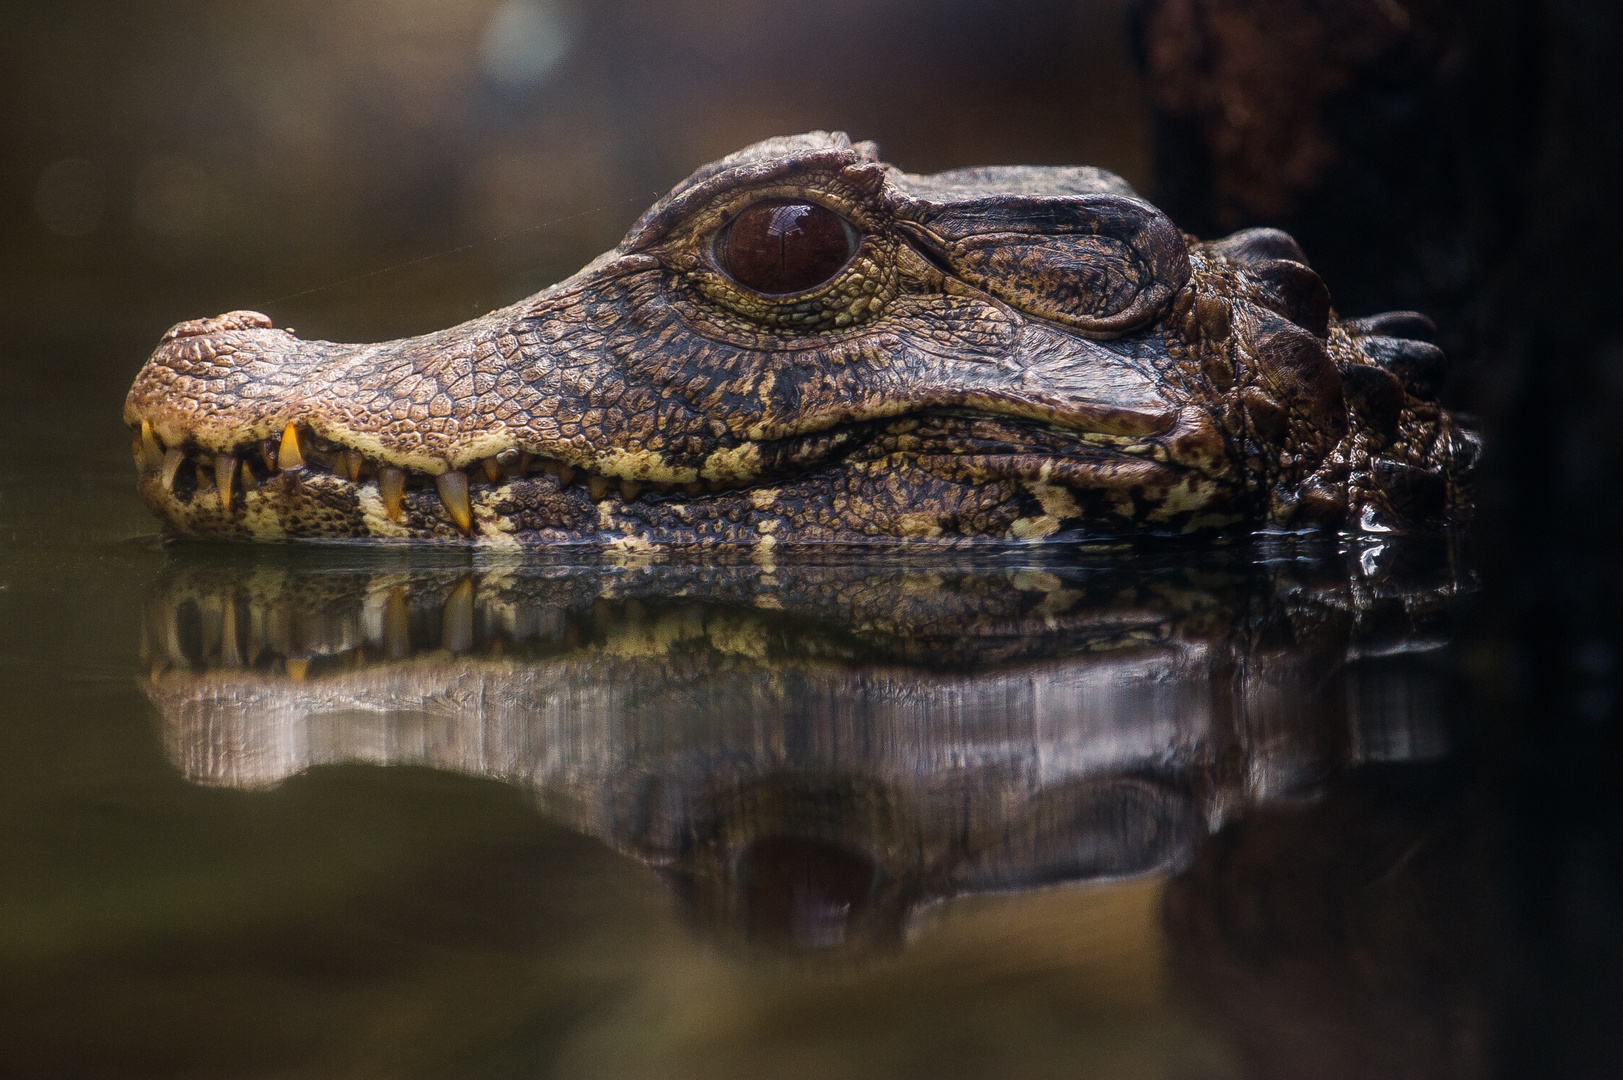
0 328 1493 1078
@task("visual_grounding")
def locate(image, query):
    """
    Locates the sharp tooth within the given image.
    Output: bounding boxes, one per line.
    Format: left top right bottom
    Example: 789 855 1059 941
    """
620 479 643 501
278 423 305 469
261 438 279 472
140 421 165 470
195 463 215 493
161 447 187 491
481 457 502 484
379 467 406 522
587 475 610 501
285 657 309 682
240 460 259 491
215 453 239 510
343 450 364 482
518 451 533 475
435 470 472 533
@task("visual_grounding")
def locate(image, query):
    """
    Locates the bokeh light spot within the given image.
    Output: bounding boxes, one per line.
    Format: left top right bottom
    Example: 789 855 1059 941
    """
478 0 578 90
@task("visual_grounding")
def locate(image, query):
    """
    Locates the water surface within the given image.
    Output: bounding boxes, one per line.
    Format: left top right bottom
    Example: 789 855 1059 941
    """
1 333 1483 1079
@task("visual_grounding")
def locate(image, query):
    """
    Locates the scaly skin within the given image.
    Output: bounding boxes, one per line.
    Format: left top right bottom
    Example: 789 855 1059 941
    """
124 132 1476 546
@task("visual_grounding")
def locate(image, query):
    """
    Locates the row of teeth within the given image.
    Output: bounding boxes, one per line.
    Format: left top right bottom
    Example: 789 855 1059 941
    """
133 420 721 533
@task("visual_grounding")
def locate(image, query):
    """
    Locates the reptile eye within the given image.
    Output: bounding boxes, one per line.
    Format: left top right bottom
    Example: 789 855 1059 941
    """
716 201 859 295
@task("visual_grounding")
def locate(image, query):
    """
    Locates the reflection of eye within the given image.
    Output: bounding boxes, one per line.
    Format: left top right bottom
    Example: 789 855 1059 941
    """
715 201 859 295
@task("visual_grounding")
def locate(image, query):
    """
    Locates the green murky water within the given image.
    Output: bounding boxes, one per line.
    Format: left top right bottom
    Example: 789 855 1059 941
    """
1 331 1482 1079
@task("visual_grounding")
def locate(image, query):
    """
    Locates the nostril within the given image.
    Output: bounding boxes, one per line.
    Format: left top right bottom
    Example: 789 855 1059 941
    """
160 310 273 344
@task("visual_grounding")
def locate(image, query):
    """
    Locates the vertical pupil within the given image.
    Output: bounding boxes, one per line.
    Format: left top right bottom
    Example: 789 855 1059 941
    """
719 201 856 294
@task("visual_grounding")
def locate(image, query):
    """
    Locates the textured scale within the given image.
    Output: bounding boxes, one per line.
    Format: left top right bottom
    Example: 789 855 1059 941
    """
124 131 1475 546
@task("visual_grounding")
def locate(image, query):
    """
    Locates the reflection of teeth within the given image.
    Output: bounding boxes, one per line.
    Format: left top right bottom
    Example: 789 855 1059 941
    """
144 569 594 682
443 578 474 652
384 586 410 659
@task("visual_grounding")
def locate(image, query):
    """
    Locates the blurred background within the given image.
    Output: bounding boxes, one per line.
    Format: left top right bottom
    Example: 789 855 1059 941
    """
0 0 1154 344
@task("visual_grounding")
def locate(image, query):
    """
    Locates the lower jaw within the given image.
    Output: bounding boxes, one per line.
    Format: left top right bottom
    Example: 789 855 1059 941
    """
137 460 1242 546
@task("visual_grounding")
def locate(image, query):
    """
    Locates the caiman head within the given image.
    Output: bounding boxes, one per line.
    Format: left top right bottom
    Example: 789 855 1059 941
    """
124 131 1476 546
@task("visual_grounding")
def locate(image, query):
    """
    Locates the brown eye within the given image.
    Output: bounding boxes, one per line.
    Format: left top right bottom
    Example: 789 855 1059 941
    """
716 201 858 295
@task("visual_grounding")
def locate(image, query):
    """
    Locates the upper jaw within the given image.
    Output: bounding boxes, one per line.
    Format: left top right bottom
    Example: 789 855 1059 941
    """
124 279 1204 477
123 274 1227 541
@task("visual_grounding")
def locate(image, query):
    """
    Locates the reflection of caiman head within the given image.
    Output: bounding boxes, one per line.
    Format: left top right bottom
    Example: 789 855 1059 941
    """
143 543 1465 952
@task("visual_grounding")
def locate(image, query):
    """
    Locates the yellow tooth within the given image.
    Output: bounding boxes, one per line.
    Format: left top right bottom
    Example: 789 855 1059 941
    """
481 457 502 484
620 479 643 501
240 460 258 491
278 423 305 469
587 475 610 501
215 453 239 511
140 421 165 471
518 451 533 475
435 470 472 533
378 467 406 522
343 449 364 482
161 447 187 491
261 439 279 472
285 657 309 682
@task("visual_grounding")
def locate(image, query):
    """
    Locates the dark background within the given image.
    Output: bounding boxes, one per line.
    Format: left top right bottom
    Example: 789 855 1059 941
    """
2 1 1621 1075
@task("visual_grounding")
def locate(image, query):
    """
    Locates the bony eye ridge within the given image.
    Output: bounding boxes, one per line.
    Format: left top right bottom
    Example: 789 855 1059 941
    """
715 200 860 295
